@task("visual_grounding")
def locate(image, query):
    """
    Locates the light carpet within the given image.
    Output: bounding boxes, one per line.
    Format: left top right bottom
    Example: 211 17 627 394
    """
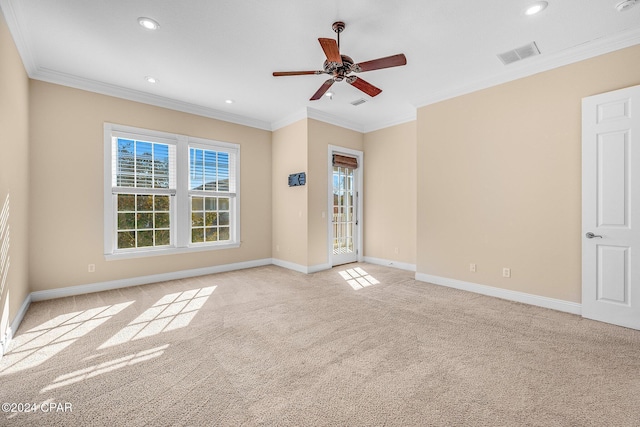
1 263 639 426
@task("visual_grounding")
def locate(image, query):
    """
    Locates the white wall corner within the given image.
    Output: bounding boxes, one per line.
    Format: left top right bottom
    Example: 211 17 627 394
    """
272 258 330 274
415 273 582 315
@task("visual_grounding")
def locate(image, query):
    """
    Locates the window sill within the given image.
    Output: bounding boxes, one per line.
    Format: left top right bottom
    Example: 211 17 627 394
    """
104 242 241 261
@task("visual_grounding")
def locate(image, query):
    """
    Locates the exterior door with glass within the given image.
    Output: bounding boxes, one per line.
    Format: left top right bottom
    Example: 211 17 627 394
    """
332 163 358 266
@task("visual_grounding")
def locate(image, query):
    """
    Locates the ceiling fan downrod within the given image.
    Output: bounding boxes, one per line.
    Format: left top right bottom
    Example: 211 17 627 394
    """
332 21 345 49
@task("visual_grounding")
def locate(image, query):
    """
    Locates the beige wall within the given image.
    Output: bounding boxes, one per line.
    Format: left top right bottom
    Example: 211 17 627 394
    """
28 81 271 291
271 118 363 269
0 12 30 338
307 119 363 267
417 45 640 303
363 121 416 266
271 119 308 266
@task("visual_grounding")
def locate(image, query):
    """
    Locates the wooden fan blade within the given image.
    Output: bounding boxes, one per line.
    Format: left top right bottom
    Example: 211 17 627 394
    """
273 71 324 77
310 79 335 101
354 54 407 72
318 38 342 65
347 76 382 97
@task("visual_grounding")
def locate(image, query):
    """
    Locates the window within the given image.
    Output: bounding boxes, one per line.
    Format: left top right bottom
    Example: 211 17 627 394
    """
104 124 240 259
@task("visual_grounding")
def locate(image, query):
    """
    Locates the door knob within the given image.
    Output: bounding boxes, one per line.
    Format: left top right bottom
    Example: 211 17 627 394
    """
585 232 602 239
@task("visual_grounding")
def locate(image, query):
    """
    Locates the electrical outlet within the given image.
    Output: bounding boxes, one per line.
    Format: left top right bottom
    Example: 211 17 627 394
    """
470 263 476 272
394 247 399 254
502 268 511 278
88 264 95 273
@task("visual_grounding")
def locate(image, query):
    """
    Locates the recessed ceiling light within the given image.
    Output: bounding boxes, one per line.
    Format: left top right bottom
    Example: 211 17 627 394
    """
138 17 160 30
525 1 548 15
145 76 158 84
325 91 334 98
225 99 234 104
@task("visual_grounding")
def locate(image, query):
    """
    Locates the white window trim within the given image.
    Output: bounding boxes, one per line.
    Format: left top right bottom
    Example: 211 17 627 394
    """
104 123 241 260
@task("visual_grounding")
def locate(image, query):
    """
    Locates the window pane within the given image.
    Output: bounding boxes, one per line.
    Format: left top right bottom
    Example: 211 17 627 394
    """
118 231 135 249
219 227 230 241
192 212 204 227
118 213 135 230
190 148 204 190
205 197 216 210
205 212 217 226
153 144 169 189
190 148 232 193
204 150 217 191
118 194 135 211
117 139 135 187
155 213 170 228
137 213 153 229
137 195 153 211
116 138 172 190
192 196 203 211
137 230 154 247
155 229 170 246
192 228 204 243
135 141 153 188
218 198 229 211
205 227 217 242
154 195 169 211
219 212 229 226
217 152 229 191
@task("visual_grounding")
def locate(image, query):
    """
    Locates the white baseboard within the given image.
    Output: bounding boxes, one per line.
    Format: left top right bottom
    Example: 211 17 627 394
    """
363 256 416 272
30 258 273 302
415 273 582 315
0 293 32 360
272 258 331 274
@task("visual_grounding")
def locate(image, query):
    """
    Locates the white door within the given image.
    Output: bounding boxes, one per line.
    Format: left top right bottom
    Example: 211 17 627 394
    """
332 164 358 266
582 84 640 330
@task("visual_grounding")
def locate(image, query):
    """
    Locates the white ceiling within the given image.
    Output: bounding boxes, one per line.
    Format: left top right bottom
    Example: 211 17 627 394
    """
2 0 639 132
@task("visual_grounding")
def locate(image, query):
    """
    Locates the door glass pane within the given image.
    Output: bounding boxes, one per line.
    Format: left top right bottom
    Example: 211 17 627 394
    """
333 166 355 255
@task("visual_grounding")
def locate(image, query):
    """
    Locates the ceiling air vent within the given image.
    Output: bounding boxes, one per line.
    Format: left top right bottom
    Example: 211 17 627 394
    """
351 98 367 106
497 42 540 65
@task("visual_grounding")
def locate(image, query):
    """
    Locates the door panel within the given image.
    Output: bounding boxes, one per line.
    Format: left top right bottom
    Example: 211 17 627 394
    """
582 84 640 330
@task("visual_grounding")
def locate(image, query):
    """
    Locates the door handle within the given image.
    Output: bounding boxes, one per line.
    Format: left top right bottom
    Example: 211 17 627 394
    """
585 232 602 239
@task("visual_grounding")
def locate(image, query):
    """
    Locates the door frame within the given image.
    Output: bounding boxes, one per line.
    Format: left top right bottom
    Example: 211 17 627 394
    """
327 145 363 266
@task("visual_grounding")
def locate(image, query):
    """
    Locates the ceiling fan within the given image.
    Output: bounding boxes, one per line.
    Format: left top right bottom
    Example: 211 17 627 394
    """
272 21 407 101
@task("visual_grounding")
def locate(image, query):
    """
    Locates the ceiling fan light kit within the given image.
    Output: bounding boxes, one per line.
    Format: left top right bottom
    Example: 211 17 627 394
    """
273 21 407 101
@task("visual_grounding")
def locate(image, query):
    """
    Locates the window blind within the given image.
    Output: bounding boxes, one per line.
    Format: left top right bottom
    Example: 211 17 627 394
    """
332 154 358 169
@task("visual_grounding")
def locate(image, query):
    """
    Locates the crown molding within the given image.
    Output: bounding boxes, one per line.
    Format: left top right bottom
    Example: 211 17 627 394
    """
416 27 640 108
306 107 364 132
271 107 366 133
30 67 272 130
0 0 37 74
270 108 308 131
362 112 417 133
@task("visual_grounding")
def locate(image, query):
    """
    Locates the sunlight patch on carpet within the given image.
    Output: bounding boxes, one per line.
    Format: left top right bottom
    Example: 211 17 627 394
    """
98 286 216 349
339 267 380 290
41 345 168 392
0 302 134 375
